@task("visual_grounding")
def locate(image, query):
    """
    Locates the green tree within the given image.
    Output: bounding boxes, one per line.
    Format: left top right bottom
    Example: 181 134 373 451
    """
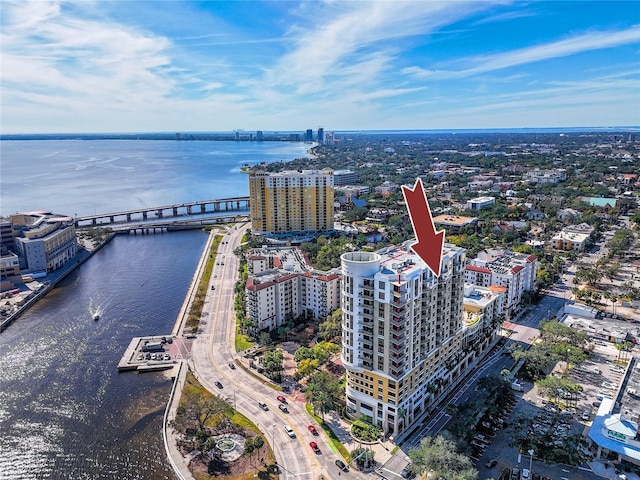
408 435 478 480
318 309 342 342
296 358 319 378
305 371 342 420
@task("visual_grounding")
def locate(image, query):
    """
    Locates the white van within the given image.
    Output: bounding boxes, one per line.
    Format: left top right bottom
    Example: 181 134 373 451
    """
284 425 296 438
511 382 524 392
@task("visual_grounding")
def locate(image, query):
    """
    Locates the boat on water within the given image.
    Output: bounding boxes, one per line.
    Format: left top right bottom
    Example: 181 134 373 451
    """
93 312 100 321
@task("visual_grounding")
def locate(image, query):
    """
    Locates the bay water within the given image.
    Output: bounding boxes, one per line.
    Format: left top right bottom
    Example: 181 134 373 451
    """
0 140 311 479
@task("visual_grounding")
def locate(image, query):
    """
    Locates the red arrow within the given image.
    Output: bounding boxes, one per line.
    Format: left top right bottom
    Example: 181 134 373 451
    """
401 178 445 277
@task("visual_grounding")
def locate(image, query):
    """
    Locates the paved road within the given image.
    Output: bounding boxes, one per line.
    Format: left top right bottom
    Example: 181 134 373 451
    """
190 225 360 480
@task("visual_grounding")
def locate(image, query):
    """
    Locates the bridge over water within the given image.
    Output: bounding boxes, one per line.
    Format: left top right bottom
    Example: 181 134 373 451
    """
75 197 250 229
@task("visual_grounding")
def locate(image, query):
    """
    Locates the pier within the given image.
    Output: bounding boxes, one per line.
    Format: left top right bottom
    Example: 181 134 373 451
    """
75 196 250 228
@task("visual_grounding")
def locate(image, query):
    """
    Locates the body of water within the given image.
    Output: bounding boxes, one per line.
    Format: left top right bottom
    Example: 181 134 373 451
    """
0 139 311 479
0 140 311 217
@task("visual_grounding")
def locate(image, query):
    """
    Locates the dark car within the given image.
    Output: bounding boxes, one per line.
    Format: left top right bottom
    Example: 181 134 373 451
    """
484 458 498 468
277 395 286 403
335 460 348 471
215 381 223 389
228 362 236 369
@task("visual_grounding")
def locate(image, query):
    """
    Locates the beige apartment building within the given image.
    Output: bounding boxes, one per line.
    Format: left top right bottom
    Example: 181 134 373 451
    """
340 242 469 439
248 170 334 237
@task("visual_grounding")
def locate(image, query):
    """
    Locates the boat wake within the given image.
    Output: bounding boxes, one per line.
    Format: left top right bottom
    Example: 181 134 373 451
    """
88 299 103 320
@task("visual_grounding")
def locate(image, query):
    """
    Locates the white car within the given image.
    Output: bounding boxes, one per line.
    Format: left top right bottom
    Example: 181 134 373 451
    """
284 425 295 438
521 468 530 479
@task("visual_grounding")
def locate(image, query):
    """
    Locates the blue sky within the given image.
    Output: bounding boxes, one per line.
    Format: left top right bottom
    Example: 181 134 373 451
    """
1 1 639 133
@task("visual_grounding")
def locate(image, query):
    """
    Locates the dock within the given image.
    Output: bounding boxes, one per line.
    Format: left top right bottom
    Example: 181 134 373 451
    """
117 335 181 373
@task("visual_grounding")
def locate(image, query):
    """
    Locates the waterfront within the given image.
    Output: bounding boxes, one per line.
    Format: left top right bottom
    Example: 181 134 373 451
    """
0 139 311 479
0 230 207 480
0 139 311 217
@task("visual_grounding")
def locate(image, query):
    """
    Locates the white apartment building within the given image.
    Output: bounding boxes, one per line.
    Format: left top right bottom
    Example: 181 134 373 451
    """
245 246 340 331
464 249 538 319
11 212 78 272
340 242 467 439
523 168 567 184
462 284 504 358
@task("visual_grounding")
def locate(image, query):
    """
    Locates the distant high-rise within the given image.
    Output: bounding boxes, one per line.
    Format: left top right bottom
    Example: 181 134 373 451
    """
249 170 334 237
256 131 264 141
305 129 313 142
317 128 324 144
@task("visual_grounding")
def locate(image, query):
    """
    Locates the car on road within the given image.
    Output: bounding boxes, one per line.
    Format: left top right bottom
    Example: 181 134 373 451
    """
258 402 269 411
335 460 348 471
228 362 236 369
522 468 530 479
309 441 320 454
511 467 520 479
136 353 144 361
278 403 289 413
276 395 286 403
163 353 170 360
215 381 223 389
308 425 318 435
484 458 498 468
284 425 295 438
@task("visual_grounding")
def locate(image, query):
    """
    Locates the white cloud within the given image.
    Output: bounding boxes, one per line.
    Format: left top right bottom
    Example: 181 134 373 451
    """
403 24 640 80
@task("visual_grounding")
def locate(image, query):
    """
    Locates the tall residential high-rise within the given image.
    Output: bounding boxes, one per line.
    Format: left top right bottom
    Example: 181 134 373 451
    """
340 242 467 440
317 128 324 144
248 170 334 237
305 129 313 142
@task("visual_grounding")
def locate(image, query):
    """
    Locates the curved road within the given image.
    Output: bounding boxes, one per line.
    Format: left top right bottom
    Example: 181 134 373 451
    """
189 225 348 480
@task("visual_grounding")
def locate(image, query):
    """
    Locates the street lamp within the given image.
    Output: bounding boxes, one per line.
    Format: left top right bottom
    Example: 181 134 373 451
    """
528 449 534 473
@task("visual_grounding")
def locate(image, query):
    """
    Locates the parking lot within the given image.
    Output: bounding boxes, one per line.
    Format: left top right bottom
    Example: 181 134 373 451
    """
473 341 633 480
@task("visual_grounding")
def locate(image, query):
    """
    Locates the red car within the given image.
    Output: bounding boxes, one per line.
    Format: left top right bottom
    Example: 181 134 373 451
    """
277 395 286 403
310 441 320 454
308 425 318 435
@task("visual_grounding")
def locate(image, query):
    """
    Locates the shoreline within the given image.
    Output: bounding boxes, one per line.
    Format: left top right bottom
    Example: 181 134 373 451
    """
0 233 116 332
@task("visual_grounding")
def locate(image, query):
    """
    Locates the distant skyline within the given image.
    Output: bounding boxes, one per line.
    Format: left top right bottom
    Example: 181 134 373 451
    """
1 1 639 134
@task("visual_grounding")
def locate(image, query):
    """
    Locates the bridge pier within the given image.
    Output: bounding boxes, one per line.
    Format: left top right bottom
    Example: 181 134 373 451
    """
127 213 131 221
200 204 206 213
173 207 178 216
214 203 220 211
157 209 163 218
143 211 148 220
110 216 114 222
92 219 97 225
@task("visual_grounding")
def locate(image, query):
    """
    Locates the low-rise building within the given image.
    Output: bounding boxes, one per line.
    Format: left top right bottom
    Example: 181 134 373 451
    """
466 196 496 211
586 357 640 467
432 214 478 233
551 223 595 251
